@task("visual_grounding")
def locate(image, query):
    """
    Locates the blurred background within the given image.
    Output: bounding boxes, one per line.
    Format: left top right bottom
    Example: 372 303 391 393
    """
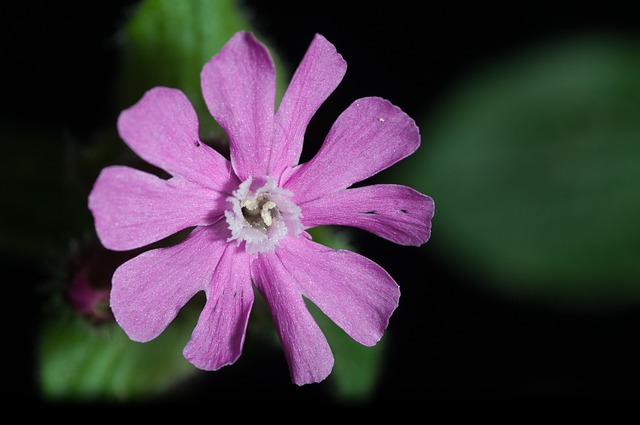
2 0 639 405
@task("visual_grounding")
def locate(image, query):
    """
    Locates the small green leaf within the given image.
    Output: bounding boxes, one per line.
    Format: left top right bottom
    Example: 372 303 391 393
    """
307 226 355 251
393 34 640 307
117 0 287 141
39 303 200 401
308 301 386 403
307 226 386 402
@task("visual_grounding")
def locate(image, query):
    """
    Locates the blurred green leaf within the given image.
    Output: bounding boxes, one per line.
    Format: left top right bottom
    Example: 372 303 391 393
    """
393 34 640 307
307 226 386 402
308 301 386 403
39 304 199 401
118 0 287 141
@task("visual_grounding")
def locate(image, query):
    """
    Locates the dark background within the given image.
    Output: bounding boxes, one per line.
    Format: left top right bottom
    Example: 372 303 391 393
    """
3 0 639 406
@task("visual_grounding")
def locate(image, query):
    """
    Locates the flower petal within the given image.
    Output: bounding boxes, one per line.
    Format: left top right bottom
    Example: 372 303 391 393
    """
283 96 420 203
269 34 347 178
276 236 400 346
252 253 334 385
183 243 253 371
201 31 275 180
88 166 225 251
117 87 235 191
300 184 435 246
110 223 229 342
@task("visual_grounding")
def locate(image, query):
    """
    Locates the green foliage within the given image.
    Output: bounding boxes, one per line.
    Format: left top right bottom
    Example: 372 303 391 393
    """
39 305 199 401
117 0 286 141
308 227 386 402
394 34 640 307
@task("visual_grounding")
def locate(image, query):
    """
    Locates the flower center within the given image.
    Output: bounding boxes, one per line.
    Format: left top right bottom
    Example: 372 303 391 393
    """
225 177 302 254
241 194 278 230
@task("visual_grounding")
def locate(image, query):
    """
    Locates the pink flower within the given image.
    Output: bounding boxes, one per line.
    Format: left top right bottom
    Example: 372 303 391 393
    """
88 31 434 385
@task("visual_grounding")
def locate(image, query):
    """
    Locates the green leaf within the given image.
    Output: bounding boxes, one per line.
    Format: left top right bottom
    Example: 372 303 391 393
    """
308 301 386 403
392 34 640 308
117 0 287 141
307 226 386 402
39 302 200 401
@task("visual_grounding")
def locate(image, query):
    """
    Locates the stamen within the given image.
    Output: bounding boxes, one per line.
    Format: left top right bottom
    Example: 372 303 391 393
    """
261 201 276 227
225 177 302 254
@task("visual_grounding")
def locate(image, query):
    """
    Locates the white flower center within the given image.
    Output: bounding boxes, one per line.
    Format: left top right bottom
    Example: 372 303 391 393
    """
225 177 302 254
